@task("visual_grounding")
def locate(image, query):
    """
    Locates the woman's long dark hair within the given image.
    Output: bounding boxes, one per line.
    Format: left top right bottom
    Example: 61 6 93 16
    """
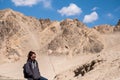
27 51 36 61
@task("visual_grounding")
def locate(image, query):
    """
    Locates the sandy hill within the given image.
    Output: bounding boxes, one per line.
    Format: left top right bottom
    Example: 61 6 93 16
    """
0 9 120 80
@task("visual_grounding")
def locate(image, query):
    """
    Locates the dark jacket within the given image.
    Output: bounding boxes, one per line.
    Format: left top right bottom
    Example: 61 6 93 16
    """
25 59 41 79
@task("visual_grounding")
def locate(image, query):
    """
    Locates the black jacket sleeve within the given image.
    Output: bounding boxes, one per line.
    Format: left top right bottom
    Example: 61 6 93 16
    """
25 62 33 77
36 61 41 76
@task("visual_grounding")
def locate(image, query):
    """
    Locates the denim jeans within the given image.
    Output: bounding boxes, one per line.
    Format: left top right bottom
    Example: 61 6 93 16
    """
40 76 48 80
27 76 48 80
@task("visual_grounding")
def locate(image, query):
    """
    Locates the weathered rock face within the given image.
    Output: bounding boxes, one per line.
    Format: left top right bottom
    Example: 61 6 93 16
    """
39 18 51 30
0 9 104 62
54 59 104 80
115 27 120 31
0 9 42 62
48 19 104 56
60 19 87 29
0 20 21 61
94 19 120 33
94 25 114 34
114 19 120 31
116 19 120 26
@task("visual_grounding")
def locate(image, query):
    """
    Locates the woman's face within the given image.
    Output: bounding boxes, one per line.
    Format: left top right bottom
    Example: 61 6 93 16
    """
31 54 36 60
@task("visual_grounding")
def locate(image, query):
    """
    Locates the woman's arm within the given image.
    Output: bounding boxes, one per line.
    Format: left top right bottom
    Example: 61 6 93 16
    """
25 62 33 77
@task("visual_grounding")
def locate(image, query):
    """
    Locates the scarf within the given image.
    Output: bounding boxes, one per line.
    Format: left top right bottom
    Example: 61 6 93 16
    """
32 61 37 69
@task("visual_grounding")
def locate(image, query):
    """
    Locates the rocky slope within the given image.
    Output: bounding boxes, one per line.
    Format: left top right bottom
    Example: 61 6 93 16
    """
0 9 104 62
114 19 120 31
53 32 120 80
94 24 114 34
0 9 42 62
0 9 120 80
94 19 120 33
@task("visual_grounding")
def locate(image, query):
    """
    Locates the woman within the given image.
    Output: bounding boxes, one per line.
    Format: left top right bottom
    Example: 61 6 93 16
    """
24 51 47 80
